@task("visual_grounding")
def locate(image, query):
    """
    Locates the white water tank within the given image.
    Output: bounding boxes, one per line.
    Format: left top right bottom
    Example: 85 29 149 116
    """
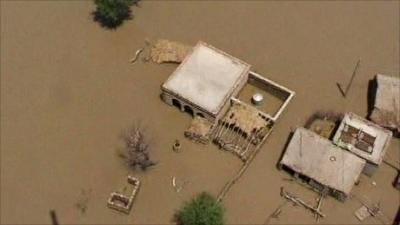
252 93 263 105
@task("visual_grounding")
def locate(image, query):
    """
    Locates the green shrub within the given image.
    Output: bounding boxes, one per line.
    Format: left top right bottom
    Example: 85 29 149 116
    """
177 192 224 225
93 0 139 28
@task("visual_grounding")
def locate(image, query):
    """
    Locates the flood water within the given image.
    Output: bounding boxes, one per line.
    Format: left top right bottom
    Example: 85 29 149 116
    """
1 1 399 224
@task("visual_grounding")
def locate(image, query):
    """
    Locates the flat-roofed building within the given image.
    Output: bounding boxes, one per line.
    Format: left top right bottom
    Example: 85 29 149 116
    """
161 42 250 121
333 112 392 176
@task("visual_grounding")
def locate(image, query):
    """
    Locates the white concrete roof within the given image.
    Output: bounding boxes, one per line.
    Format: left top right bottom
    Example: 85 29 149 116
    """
162 42 250 115
371 74 400 130
281 128 366 195
333 112 392 165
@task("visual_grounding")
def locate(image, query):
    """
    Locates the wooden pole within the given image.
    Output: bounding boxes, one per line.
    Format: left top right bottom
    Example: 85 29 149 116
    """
217 129 273 202
280 188 326 218
338 59 361 98
50 210 59 225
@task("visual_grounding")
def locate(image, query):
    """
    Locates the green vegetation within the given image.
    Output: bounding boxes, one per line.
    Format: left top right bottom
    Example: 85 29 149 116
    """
93 0 140 28
177 192 224 225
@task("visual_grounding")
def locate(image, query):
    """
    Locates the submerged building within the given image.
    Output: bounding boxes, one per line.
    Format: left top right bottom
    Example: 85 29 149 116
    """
161 41 295 122
161 41 295 162
333 112 392 176
280 127 366 201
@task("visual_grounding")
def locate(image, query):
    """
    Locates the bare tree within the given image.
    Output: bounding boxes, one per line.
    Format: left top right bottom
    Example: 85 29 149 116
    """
121 124 156 171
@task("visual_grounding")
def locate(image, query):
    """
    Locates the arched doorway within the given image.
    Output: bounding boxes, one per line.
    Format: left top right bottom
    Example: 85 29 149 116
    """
197 112 205 118
184 105 194 116
172 99 181 110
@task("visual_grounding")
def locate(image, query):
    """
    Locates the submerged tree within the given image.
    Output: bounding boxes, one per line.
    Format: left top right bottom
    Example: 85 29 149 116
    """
93 0 140 28
177 192 225 225
121 124 156 171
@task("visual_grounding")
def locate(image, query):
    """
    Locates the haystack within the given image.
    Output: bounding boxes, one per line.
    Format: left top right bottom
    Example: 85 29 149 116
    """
150 39 192 64
184 116 213 144
224 102 268 136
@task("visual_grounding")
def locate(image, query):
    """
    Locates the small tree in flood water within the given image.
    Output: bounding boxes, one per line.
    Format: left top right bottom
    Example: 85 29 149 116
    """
177 192 224 225
121 124 156 171
93 0 140 28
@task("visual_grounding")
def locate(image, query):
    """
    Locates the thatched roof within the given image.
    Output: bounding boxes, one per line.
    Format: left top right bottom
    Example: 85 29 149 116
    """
185 116 213 143
224 102 268 135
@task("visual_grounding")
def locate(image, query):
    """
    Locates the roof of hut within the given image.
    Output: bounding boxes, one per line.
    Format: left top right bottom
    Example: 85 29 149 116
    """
280 127 366 195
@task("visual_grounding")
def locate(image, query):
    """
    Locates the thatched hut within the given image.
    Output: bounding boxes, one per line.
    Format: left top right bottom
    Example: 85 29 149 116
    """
280 128 366 201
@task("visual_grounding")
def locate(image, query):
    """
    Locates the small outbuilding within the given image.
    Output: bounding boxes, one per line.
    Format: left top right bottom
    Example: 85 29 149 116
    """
369 74 400 135
333 112 392 176
280 127 366 201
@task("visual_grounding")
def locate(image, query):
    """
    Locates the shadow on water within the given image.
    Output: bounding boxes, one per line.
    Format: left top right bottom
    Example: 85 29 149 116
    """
394 205 400 225
49 210 59 225
366 78 377 119
275 130 294 170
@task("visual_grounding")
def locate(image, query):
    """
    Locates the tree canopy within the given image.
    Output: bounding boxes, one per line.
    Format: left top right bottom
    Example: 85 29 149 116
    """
93 0 139 28
177 192 224 225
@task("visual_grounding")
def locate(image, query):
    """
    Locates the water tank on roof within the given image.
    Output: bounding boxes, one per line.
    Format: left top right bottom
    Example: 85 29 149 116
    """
252 93 263 105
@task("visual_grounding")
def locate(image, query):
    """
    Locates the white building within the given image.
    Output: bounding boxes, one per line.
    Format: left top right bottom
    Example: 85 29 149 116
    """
161 42 250 121
161 41 295 122
333 112 392 176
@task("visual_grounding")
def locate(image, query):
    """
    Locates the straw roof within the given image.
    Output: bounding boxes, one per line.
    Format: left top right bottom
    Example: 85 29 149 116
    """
223 102 268 135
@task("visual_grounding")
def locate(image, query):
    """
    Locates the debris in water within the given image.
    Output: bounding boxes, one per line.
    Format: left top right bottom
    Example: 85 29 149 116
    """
355 205 372 221
280 187 326 218
172 139 181 152
172 176 188 193
122 124 156 171
130 48 144 64
74 188 92 215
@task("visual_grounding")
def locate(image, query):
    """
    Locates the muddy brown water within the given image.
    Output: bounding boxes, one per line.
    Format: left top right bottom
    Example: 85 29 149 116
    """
1 1 399 224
